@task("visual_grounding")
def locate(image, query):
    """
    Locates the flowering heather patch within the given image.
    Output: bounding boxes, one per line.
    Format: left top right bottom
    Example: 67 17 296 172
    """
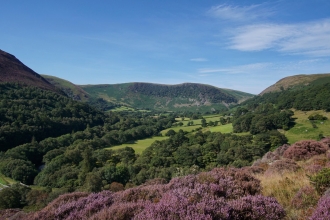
229 195 286 219
26 191 113 220
309 196 330 220
90 201 146 220
283 140 327 161
20 168 285 220
291 186 319 209
320 137 330 149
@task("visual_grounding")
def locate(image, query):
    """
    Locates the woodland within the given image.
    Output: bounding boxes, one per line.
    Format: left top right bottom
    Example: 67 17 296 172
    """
0 76 330 219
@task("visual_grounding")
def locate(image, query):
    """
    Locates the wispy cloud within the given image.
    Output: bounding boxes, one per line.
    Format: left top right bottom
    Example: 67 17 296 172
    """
208 3 274 22
228 19 330 56
190 58 208 62
199 63 271 74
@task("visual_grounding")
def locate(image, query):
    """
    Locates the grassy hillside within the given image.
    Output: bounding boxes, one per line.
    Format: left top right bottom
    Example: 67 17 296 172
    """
42 75 89 101
260 73 330 95
281 110 330 144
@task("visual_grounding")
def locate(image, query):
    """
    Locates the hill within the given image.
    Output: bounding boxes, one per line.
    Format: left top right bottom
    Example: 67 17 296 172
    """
41 74 89 101
0 50 61 94
260 73 330 95
80 82 254 112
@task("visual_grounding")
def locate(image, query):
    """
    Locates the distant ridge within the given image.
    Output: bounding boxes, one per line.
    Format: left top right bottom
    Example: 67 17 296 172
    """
42 74 89 101
80 82 254 112
0 49 60 93
260 73 330 95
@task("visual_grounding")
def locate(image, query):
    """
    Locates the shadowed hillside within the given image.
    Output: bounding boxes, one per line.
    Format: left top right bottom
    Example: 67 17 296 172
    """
81 82 254 112
0 50 60 94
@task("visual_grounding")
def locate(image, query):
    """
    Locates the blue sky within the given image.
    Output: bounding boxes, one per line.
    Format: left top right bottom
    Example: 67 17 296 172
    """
1 0 330 94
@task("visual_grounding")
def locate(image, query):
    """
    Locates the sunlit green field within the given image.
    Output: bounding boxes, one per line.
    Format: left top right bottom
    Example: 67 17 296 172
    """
175 115 222 126
280 110 330 144
0 173 16 185
110 106 135 111
208 123 233 133
161 125 201 135
107 136 169 154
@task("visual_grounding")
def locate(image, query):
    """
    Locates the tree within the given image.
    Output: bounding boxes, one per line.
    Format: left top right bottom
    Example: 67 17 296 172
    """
165 129 176 137
201 118 207 127
84 172 103 192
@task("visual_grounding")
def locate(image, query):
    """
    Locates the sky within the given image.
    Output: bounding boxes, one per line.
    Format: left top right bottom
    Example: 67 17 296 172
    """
1 0 330 94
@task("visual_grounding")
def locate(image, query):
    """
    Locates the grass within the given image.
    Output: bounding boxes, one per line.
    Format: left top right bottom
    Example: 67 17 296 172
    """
175 114 223 126
107 136 169 154
0 173 16 185
161 125 201 135
208 123 233 133
281 110 330 144
110 106 136 112
256 170 314 219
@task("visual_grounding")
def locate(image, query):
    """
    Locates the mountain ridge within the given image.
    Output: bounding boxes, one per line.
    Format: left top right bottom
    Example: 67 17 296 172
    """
260 73 330 95
0 50 62 94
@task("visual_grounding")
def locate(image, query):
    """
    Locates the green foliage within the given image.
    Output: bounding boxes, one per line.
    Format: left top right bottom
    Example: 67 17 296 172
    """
0 159 37 184
308 113 328 120
165 129 176 136
0 83 105 151
244 81 330 112
309 168 330 194
82 82 254 112
232 105 293 134
0 184 30 209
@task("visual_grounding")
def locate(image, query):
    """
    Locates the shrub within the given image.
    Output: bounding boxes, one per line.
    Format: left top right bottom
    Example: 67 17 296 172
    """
265 159 300 175
283 140 327 161
309 196 330 220
291 186 319 209
22 168 285 220
309 168 330 194
308 114 327 121
229 195 286 219
109 182 124 192
273 144 290 157
320 137 330 149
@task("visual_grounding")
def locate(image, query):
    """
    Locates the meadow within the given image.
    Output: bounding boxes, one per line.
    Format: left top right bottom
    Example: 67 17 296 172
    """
281 110 330 144
107 136 169 154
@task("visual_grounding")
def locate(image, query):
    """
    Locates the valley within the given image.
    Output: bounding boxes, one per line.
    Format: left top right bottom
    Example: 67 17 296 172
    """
0 49 330 219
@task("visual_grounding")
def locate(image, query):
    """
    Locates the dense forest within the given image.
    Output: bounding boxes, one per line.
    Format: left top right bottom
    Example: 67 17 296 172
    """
0 83 105 151
245 82 330 111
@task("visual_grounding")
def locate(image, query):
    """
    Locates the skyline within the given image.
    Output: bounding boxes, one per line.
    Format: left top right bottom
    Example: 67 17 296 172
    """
1 0 330 94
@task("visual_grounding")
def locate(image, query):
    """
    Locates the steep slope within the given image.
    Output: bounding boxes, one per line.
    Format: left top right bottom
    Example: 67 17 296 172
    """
239 73 330 113
260 73 330 95
81 82 254 112
0 50 60 93
42 74 89 101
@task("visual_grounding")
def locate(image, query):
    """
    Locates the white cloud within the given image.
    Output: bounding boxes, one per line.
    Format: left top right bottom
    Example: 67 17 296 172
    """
199 63 271 74
208 3 273 22
190 58 208 62
228 19 330 56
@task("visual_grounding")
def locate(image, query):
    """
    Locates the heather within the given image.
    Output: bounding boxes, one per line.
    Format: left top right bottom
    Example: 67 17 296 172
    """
283 140 328 161
19 168 285 220
309 196 330 220
253 138 330 219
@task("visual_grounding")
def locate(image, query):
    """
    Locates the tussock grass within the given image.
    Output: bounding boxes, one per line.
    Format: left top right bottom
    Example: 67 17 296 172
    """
256 170 314 219
254 152 330 220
